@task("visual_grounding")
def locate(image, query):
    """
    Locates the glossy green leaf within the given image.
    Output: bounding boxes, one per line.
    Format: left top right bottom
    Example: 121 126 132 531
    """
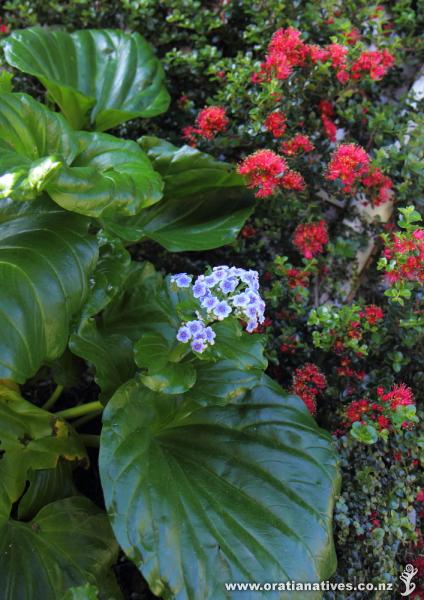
103 137 255 250
69 320 136 403
0 93 163 216
100 377 340 600
3 28 170 130
0 497 120 600
0 199 98 382
0 92 77 201
139 362 197 395
206 319 267 370
0 386 86 526
184 359 262 407
47 131 163 218
17 460 77 520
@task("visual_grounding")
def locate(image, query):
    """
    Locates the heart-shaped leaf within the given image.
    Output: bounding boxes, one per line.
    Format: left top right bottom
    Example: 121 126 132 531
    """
100 377 340 600
102 137 255 250
0 497 121 600
3 28 170 130
0 198 98 383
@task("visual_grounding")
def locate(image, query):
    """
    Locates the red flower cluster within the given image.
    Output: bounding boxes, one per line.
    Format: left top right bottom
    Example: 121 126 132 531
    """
359 305 384 326
318 100 337 142
382 229 424 285
361 167 393 205
292 220 329 259
264 111 287 137
280 170 306 191
182 106 229 144
325 144 394 203
253 27 394 89
336 357 365 380
346 399 370 423
351 49 395 81
237 150 288 198
255 27 310 81
346 383 416 434
281 134 314 156
286 268 310 288
292 363 327 415
326 143 370 189
377 383 414 410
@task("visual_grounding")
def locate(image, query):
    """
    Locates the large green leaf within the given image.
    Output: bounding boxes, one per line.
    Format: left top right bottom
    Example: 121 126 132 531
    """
47 131 163 218
0 497 121 600
3 28 170 130
0 386 86 526
0 93 163 215
0 198 98 382
0 92 77 201
100 377 340 600
102 137 255 250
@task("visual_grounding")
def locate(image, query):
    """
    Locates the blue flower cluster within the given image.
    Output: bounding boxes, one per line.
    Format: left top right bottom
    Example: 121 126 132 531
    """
171 266 266 353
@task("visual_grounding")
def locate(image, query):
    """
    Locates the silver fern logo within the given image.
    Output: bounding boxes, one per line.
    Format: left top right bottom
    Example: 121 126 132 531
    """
399 564 418 596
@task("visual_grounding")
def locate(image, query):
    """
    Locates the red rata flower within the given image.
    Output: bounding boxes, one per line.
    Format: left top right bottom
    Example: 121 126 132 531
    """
182 125 198 146
361 167 393 205
344 28 361 45
308 45 330 63
292 363 327 415
264 111 287 137
319 100 335 117
351 49 395 80
195 106 229 139
360 304 384 325
254 27 309 82
237 150 288 198
417 489 424 502
292 220 329 259
377 383 414 410
280 170 306 191
286 268 310 288
346 399 370 423
281 134 314 155
325 43 349 69
326 143 371 190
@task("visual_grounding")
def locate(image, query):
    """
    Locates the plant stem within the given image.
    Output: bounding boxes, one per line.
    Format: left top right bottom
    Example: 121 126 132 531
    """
42 384 64 411
55 401 103 420
79 434 100 448
73 409 103 429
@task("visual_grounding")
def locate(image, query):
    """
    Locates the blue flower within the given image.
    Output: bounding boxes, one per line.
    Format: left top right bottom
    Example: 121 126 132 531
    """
193 280 208 298
204 274 218 287
191 339 206 353
220 277 238 294
201 294 219 310
176 326 191 343
246 320 258 333
204 327 216 344
171 273 192 288
214 301 232 320
187 320 204 335
232 292 249 307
